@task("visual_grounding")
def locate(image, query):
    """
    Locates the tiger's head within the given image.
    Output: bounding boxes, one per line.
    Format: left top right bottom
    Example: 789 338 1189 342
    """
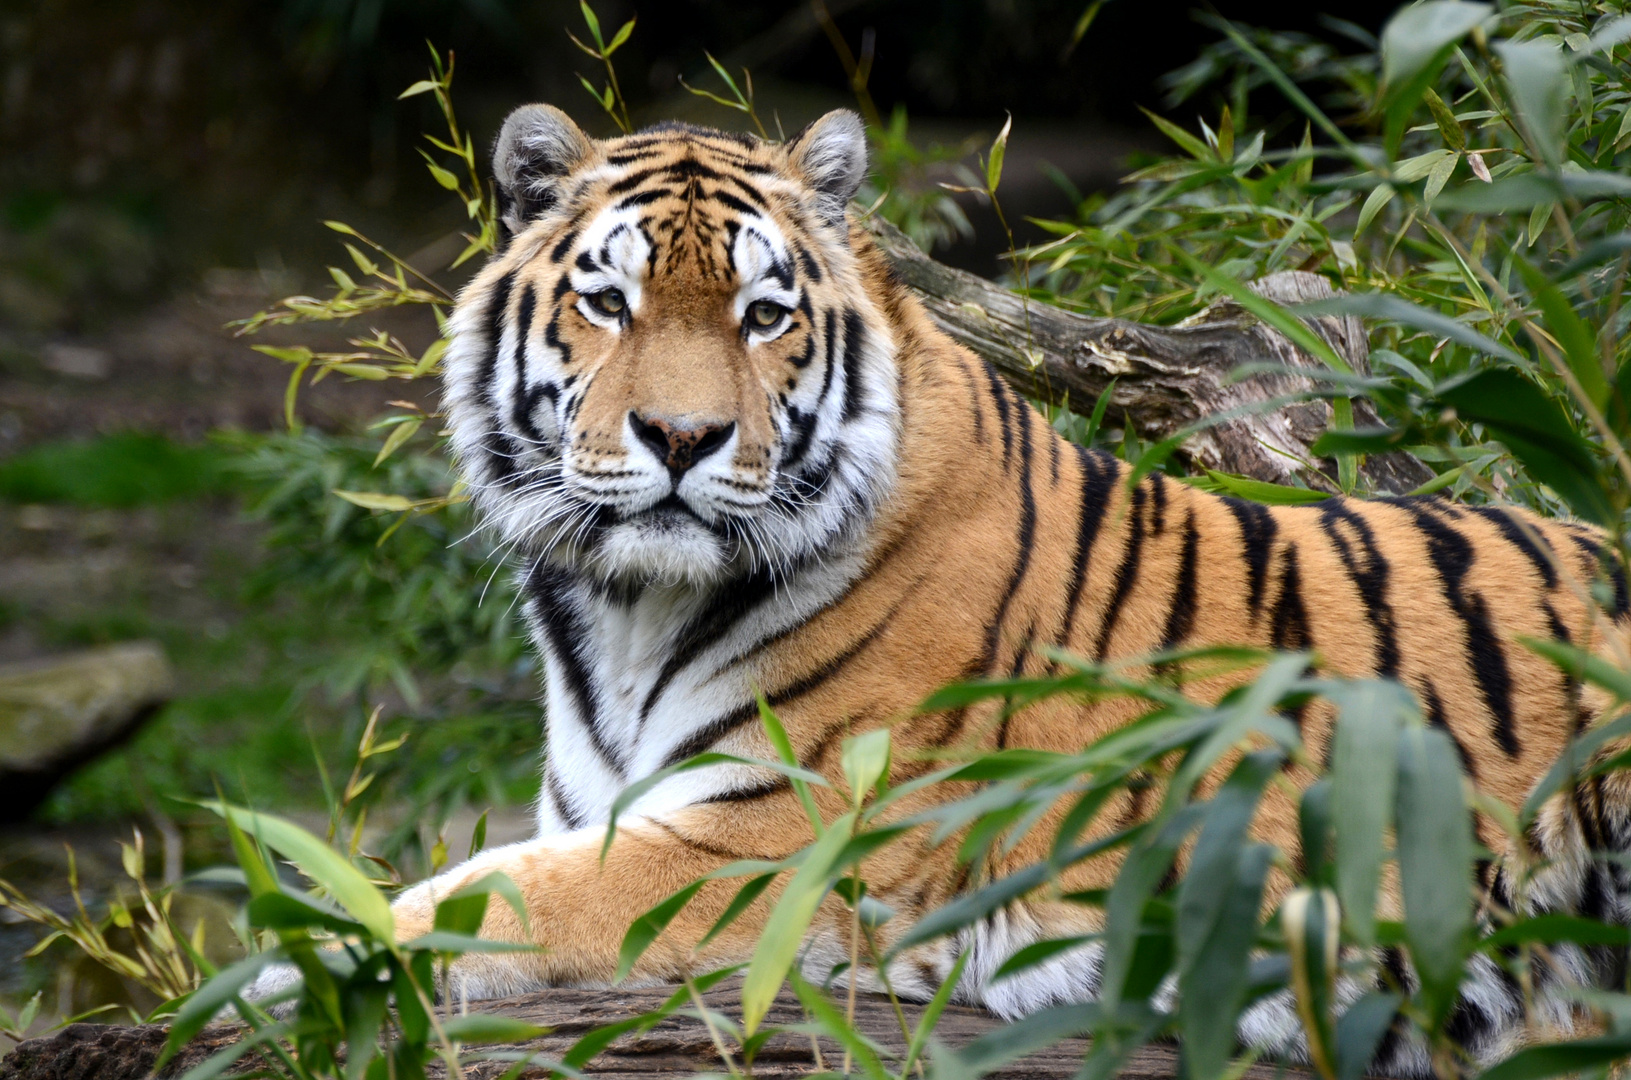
443 106 900 588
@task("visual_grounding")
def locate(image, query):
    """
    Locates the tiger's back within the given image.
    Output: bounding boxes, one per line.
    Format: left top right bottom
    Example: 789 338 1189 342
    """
403 104 1631 1075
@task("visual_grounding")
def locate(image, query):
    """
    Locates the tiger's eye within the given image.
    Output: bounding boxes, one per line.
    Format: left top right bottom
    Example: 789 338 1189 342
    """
589 289 626 316
747 300 785 328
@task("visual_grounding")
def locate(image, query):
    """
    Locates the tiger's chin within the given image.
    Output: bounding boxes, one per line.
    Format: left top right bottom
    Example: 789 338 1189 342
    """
586 514 733 588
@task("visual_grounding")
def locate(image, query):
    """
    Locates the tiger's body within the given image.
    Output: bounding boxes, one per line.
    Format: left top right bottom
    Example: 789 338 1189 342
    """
387 106 1631 1073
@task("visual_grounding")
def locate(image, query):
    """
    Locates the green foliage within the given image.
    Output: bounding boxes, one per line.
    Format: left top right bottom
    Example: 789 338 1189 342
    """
0 433 235 507
32 4 1631 1080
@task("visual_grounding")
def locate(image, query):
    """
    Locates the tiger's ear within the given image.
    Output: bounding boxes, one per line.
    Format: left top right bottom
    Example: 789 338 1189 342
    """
492 104 594 245
786 109 868 233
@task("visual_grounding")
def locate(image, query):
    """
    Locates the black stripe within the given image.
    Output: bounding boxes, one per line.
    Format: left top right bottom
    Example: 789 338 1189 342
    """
660 610 895 769
1318 499 1400 677
544 764 585 830
1148 472 1168 535
1046 423 1061 485
1420 680 1477 780
1269 544 1312 651
1056 448 1117 653
795 244 823 283
614 188 670 209
981 362 1015 469
550 229 580 263
1545 602 1587 735
478 271 516 414
981 401 1039 671
1469 506 1557 589
960 358 987 446
839 308 867 423
780 406 818 469
508 283 538 437
815 307 839 409
1093 483 1148 660
790 330 817 370
1160 511 1200 650
707 187 759 218
528 566 627 778
1567 532 1630 616
701 777 790 805
1401 503 1520 756
480 431 521 484
1223 498 1277 620
638 569 778 728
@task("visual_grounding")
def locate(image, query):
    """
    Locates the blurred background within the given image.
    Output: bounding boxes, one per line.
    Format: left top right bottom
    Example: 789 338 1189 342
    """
0 0 1388 1033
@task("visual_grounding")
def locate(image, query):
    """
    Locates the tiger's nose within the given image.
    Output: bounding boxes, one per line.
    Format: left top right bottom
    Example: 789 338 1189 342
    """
629 412 735 480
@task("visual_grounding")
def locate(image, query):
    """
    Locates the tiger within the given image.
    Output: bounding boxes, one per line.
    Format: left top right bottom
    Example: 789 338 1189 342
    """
375 105 1631 1074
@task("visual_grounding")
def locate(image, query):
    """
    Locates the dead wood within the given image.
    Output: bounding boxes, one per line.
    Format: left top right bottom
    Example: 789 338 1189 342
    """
867 216 1432 495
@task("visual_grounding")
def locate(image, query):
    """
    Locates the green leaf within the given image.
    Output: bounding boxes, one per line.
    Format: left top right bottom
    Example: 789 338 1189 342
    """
986 113 1012 194
398 79 440 99
373 417 422 467
200 801 395 945
1434 368 1612 524
1335 993 1401 1080
171 1020 294 1080
605 17 635 54
440 1014 549 1044
1355 183 1396 238
697 872 776 952
1479 1035 1631 1080
1496 39 1571 168
759 695 825 835
840 728 891 806
1294 293 1527 366
248 891 365 935
1138 106 1213 162
600 750 827 860
155 952 276 1071
740 812 856 1034
1482 914 1631 950
1514 258 1608 410
578 0 603 48
787 971 892 1080
1424 150 1459 203
1423 88 1466 150
903 950 969 1075
1396 723 1474 1026
334 490 417 512
403 931 543 953
616 879 708 982
468 808 489 858
1182 843 1275 1080
1204 470 1330 505
1328 680 1408 947
990 935 1094 983
1379 2 1491 155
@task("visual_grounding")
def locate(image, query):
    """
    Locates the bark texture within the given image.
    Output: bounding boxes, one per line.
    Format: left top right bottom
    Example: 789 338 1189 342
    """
866 217 1432 495
0 985 1315 1080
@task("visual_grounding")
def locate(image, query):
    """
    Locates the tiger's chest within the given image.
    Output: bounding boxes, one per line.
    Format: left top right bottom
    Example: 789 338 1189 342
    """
519 552 868 834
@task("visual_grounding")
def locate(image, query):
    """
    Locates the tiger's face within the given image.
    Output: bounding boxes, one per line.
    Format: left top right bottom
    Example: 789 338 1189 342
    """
443 107 899 588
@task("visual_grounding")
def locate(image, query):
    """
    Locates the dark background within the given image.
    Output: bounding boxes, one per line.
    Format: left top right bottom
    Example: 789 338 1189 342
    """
3 0 1388 342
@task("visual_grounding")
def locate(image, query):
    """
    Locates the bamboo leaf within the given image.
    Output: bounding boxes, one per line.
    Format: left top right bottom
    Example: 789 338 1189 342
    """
987 113 1012 193
199 802 395 945
740 812 856 1034
1396 724 1474 1025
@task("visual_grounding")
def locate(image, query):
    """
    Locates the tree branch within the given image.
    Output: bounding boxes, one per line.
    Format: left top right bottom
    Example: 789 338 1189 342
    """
866 216 1432 495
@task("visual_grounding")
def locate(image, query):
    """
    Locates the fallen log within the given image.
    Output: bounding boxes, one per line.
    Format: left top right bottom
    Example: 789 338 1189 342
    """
0 984 1314 1080
866 216 1433 495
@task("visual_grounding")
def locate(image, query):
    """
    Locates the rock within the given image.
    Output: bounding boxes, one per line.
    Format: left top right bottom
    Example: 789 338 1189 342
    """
0 641 173 821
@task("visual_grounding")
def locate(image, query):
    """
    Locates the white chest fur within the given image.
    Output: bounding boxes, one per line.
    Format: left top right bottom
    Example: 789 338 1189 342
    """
522 550 867 834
